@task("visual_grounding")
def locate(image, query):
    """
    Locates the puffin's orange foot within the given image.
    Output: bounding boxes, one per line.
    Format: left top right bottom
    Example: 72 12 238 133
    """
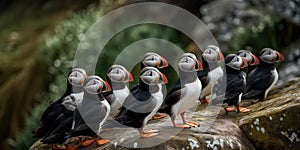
143 129 160 134
95 139 109 145
79 139 94 147
52 144 67 150
140 132 160 138
66 145 78 150
237 107 251 113
185 121 200 127
200 98 211 103
173 124 191 128
151 114 166 120
224 107 235 112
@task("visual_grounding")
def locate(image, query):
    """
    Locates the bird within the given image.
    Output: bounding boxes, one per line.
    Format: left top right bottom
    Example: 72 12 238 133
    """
198 45 224 103
236 50 260 74
64 76 112 147
108 67 168 138
104 65 134 117
159 53 203 128
211 54 250 113
32 68 87 139
242 48 284 103
130 52 169 120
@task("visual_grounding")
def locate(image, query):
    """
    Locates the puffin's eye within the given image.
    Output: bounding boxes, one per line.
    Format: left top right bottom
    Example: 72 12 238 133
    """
149 71 153 76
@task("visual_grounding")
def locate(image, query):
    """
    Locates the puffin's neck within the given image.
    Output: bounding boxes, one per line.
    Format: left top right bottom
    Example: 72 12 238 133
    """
202 56 219 70
138 78 150 91
83 92 104 101
179 69 198 84
259 59 275 70
107 76 126 91
72 86 83 93
226 66 241 74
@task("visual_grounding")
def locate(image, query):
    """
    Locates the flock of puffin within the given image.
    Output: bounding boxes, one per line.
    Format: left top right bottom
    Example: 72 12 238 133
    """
32 46 284 149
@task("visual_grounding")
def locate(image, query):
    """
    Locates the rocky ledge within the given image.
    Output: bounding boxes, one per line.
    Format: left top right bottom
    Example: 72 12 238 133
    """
30 78 300 150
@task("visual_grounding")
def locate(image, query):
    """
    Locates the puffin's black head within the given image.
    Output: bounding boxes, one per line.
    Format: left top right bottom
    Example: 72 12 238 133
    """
259 48 284 64
178 53 203 72
107 65 134 83
68 68 88 87
141 52 169 69
140 67 168 85
225 54 248 70
237 50 260 66
202 45 224 62
83 76 111 94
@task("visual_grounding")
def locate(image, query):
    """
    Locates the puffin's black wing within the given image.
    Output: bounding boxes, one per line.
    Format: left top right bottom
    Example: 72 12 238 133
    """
224 74 244 100
243 68 274 99
114 90 155 128
158 89 181 115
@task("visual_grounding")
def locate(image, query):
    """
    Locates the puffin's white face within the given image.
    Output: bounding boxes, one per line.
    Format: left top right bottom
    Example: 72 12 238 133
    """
178 53 203 72
203 45 224 62
107 65 133 83
226 54 248 70
83 76 111 94
237 50 260 66
68 68 87 87
260 48 284 64
140 67 168 85
142 53 169 69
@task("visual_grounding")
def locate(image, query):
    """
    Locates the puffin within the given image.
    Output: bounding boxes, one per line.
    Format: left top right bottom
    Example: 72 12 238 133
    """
211 54 250 113
130 52 169 120
159 53 203 128
242 48 284 102
198 45 224 103
236 50 260 74
33 68 87 139
109 67 168 138
64 76 112 147
104 65 134 117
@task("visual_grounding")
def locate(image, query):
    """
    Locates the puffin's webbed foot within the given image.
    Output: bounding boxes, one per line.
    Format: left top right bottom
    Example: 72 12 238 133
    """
237 106 251 113
78 138 94 147
224 107 235 112
94 138 109 145
151 114 167 120
143 129 160 134
184 121 200 127
138 129 160 138
51 144 67 150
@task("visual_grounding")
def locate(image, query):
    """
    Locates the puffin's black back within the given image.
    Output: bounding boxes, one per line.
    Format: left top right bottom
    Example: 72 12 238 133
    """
113 79 155 128
242 61 275 99
33 73 73 138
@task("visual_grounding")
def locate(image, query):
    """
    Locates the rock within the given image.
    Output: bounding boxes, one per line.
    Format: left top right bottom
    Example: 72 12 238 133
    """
239 78 300 150
30 78 300 150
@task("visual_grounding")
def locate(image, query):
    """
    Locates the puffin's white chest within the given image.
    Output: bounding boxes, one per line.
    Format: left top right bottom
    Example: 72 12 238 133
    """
98 99 111 134
110 87 129 115
201 66 223 98
265 68 278 98
143 85 163 125
173 79 202 115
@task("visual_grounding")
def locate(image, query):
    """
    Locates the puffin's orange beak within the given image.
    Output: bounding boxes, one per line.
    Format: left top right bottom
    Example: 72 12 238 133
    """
159 56 169 68
196 59 203 71
102 80 112 92
275 51 284 62
127 71 134 82
250 54 260 65
218 51 225 62
160 72 168 84
241 57 248 68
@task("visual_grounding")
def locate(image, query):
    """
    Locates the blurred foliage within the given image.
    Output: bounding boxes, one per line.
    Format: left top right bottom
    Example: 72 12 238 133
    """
14 2 193 150
228 15 300 55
